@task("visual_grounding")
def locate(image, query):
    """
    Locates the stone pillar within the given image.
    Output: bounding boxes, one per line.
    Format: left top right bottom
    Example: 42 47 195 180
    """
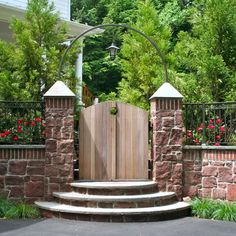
44 81 75 200
150 82 184 199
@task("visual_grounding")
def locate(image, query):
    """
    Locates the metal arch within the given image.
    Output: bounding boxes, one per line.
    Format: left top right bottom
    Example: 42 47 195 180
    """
58 23 168 82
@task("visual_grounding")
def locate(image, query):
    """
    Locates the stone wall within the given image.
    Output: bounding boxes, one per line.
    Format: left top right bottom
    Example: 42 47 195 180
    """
44 97 75 200
151 98 183 199
0 146 45 203
183 146 236 201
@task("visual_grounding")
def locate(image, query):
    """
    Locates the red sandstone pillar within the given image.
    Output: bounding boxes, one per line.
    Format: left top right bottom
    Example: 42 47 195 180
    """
44 81 75 199
150 82 184 199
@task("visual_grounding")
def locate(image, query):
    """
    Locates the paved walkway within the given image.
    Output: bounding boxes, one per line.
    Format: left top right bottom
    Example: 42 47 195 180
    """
0 217 235 236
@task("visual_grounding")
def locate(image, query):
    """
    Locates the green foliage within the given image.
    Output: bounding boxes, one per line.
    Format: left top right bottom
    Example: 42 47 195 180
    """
72 0 139 98
109 107 118 115
191 198 236 222
117 0 172 110
83 50 122 96
0 0 79 101
1 0 235 104
174 0 236 102
0 197 40 219
99 92 118 102
103 0 137 24
0 117 45 145
5 203 40 219
212 202 236 222
158 0 191 42
71 0 109 24
185 117 226 146
0 197 14 218
191 198 217 219
71 0 196 105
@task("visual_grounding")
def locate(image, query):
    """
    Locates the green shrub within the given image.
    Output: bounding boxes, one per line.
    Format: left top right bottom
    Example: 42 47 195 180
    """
212 201 236 222
5 203 40 219
0 197 40 219
0 197 14 218
191 198 217 219
191 198 236 222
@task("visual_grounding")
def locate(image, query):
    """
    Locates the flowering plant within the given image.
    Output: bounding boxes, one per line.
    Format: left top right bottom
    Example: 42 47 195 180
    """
185 118 226 146
0 117 45 144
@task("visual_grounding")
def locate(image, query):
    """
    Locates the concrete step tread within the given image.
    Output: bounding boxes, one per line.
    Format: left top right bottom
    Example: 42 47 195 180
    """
53 191 175 202
35 201 190 215
53 192 175 202
70 181 156 189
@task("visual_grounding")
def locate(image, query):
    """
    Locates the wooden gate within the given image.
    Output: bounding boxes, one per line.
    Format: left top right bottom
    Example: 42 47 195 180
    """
79 101 148 180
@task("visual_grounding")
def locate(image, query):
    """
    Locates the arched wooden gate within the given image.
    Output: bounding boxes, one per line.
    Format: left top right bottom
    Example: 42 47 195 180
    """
79 101 148 180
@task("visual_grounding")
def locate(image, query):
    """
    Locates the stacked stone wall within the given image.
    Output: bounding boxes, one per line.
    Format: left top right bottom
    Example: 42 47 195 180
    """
183 147 236 201
44 97 75 200
0 146 45 203
151 98 183 199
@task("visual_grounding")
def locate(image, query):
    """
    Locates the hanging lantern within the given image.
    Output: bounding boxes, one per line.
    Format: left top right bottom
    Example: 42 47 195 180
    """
106 43 120 60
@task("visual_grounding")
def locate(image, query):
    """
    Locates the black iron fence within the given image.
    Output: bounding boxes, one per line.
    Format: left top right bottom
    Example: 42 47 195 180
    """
184 102 236 146
0 101 45 144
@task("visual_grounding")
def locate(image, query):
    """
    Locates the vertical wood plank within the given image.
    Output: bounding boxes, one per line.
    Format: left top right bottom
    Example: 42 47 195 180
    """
79 110 84 178
111 102 117 180
90 105 95 179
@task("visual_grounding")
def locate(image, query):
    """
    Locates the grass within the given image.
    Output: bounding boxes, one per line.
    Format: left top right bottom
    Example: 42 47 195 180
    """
0 197 40 219
191 198 236 222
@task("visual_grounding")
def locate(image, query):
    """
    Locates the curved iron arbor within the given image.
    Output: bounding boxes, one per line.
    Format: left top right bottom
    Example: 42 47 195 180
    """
58 24 168 82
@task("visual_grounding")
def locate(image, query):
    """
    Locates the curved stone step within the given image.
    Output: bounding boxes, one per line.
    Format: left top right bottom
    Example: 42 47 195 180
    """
53 191 177 208
35 201 190 222
70 181 158 195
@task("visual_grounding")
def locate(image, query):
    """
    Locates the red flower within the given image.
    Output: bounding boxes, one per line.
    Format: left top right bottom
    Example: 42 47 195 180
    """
187 130 192 137
12 136 18 141
198 127 203 131
4 130 10 135
216 135 221 140
35 118 42 122
24 121 29 125
0 133 6 138
17 119 23 124
219 126 225 132
208 125 215 129
17 125 23 133
214 142 220 146
42 123 46 127
31 121 36 126
194 138 199 144
216 118 222 124
209 119 214 124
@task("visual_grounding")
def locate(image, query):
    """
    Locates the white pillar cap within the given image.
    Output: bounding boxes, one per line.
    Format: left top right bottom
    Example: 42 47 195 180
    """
44 81 75 97
150 82 183 100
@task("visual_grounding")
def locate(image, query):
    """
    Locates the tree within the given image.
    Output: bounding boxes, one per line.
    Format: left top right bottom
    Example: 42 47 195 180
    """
0 0 78 101
71 0 137 98
71 0 109 25
174 0 236 102
71 0 193 102
116 0 172 110
71 0 236 106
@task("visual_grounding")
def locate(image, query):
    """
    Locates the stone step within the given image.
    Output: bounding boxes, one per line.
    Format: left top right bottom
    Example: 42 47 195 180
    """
70 181 158 195
53 191 177 208
35 201 190 222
